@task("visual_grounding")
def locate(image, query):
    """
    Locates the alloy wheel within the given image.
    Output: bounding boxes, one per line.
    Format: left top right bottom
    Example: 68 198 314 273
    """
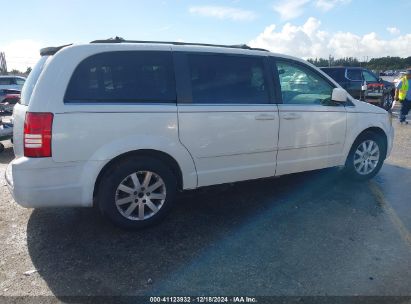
115 171 166 220
353 140 380 175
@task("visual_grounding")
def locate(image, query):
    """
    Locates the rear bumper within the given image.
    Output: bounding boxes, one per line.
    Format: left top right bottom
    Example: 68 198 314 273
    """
5 157 104 208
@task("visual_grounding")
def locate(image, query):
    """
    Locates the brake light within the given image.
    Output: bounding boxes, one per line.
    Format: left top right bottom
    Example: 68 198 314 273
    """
24 112 53 157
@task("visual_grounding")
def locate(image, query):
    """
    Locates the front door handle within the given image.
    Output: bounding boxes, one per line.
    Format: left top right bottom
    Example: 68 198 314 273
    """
255 114 276 120
282 113 302 120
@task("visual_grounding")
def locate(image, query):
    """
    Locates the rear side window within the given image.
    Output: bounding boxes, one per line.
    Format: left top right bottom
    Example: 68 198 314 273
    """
346 69 362 81
65 51 176 103
0 78 14 85
321 68 344 81
187 54 269 104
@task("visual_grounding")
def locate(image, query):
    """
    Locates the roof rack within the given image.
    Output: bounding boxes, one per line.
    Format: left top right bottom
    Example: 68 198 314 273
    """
90 36 269 52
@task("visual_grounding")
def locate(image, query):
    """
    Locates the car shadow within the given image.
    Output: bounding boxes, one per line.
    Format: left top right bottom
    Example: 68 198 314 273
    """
26 165 411 297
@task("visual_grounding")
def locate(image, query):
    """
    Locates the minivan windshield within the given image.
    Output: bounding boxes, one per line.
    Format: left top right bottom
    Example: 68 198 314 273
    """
20 56 49 105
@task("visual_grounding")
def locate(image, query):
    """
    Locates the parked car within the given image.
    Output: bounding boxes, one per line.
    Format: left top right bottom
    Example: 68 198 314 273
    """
0 76 26 91
0 117 13 153
0 93 20 113
0 88 20 102
5 40 394 229
320 67 395 110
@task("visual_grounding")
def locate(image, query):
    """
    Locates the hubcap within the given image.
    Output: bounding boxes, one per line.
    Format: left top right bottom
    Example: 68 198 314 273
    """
353 140 380 175
115 171 166 221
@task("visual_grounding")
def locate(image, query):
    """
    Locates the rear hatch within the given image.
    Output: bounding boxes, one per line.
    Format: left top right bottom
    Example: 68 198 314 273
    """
13 56 49 158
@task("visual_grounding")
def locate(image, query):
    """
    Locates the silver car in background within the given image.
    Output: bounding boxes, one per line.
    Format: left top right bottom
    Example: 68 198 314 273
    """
0 76 26 91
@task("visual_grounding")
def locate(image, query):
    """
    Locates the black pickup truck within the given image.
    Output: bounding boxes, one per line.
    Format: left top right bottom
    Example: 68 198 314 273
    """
320 67 395 110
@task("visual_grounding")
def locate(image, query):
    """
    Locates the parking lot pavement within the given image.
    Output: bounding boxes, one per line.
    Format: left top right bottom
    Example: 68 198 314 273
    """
1 118 411 298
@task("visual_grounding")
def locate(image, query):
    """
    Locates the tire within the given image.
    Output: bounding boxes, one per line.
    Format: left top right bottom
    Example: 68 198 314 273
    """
382 92 394 111
97 156 177 230
344 131 386 181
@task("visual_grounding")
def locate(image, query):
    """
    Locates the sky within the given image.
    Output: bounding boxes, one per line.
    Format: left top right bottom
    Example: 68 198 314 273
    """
1 0 411 71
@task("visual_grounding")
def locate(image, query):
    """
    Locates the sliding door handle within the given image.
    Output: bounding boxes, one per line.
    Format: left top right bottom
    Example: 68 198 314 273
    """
282 113 302 120
255 114 276 120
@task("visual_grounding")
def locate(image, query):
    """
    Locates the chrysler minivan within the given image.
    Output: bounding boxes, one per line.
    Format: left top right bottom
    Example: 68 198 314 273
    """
5 39 394 229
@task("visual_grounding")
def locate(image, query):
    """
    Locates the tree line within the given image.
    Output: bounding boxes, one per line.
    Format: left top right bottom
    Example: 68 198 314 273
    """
307 56 411 71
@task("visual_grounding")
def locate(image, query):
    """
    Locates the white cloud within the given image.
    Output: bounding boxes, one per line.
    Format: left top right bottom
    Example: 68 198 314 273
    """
273 0 310 21
249 17 411 59
273 0 350 20
0 39 42 72
315 0 351 11
189 6 256 21
387 27 400 35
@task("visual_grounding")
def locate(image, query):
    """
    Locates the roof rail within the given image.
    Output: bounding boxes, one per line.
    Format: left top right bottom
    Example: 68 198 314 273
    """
90 36 269 52
40 44 72 56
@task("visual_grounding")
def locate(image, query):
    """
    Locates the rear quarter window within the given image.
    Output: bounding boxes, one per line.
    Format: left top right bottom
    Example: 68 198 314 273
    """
65 51 176 103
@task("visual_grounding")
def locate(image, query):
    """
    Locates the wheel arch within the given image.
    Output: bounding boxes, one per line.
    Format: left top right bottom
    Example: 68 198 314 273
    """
93 149 184 202
349 126 388 160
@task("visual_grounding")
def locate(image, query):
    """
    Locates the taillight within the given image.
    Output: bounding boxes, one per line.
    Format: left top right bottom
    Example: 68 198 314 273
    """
24 112 53 157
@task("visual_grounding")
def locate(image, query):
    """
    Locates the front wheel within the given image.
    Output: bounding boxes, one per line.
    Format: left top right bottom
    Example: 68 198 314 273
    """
344 132 386 180
97 157 177 229
382 92 394 111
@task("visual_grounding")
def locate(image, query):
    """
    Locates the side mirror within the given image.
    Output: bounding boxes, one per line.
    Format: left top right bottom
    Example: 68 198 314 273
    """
332 88 348 103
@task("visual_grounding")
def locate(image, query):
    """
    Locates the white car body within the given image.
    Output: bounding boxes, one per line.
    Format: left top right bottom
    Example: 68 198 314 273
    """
5 43 394 209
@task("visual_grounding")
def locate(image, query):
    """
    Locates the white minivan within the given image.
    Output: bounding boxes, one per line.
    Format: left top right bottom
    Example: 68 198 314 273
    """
6 39 394 229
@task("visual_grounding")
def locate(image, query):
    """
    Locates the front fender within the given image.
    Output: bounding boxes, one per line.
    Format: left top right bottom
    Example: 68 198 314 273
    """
342 112 393 164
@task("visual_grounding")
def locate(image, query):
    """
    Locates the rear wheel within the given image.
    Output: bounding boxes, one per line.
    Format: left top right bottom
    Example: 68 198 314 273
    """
344 132 386 180
97 157 177 229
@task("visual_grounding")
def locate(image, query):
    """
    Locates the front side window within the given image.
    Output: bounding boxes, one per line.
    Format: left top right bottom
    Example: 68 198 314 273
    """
276 61 333 105
15 78 25 85
65 51 176 103
362 70 378 82
187 54 269 104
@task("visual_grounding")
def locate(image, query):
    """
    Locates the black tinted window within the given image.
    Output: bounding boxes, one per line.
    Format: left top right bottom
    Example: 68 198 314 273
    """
321 68 343 81
346 69 362 81
65 51 176 103
188 54 269 104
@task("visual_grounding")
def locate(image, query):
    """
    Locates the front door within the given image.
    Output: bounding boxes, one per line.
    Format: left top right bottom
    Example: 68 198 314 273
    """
177 52 279 187
273 59 347 176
